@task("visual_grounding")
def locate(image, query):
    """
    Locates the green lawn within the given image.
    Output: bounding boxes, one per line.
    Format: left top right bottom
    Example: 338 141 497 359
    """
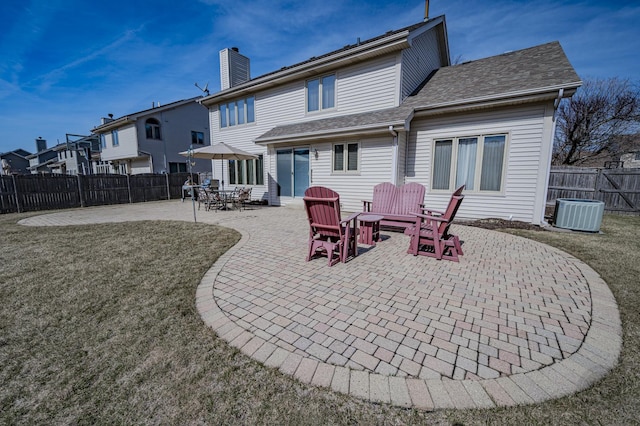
0 213 638 425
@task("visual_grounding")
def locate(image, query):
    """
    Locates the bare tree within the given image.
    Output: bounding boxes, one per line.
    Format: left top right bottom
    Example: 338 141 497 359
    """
553 78 640 166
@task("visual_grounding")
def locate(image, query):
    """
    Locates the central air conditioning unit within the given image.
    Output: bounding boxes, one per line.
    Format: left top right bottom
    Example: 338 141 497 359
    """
554 198 605 232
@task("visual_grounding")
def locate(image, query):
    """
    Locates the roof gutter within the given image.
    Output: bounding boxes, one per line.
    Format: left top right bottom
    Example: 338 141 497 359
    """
412 82 581 118
255 121 407 145
93 116 135 132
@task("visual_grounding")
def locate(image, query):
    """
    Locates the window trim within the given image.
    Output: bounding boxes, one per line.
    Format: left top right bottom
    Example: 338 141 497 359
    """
431 133 508 194
145 118 162 140
191 130 204 145
111 130 119 147
228 154 264 185
332 141 360 174
219 96 256 129
306 73 336 114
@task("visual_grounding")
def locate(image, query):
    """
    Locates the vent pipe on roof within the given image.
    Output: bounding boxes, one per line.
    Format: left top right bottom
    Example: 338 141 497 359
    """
424 0 429 21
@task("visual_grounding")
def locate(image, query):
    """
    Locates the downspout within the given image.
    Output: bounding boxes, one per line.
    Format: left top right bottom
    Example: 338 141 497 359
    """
389 125 398 185
539 88 565 225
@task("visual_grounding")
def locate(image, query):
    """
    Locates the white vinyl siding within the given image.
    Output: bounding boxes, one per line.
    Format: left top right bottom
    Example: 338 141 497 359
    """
306 137 395 211
338 55 400 111
401 29 443 99
407 104 550 223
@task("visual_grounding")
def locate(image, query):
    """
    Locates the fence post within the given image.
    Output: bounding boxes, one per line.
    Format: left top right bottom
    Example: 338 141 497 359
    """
12 174 22 213
77 174 85 207
127 174 132 204
594 168 603 202
166 173 171 200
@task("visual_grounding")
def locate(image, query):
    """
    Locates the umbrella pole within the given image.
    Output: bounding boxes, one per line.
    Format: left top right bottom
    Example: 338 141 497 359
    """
188 146 197 223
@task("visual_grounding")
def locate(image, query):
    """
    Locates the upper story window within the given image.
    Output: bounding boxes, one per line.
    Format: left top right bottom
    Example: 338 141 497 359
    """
220 96 255 128
333 142 359 173
100 134 106 149
145 118 162 140
307 74 335 113
191 131 204 145
432 134 507 193
111 130 119 147
635 152 640 161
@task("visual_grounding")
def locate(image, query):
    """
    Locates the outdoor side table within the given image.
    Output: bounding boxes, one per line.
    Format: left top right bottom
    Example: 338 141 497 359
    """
358 214 383 245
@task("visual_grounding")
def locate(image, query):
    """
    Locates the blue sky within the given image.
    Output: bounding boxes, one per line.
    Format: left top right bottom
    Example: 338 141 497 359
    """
1 0 638 155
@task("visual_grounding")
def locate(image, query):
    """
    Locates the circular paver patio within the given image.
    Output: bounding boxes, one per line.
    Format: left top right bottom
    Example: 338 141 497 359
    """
20 200 621 410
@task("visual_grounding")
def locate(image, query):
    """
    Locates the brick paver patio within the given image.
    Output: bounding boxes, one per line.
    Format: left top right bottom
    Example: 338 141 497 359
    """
20 200 621 410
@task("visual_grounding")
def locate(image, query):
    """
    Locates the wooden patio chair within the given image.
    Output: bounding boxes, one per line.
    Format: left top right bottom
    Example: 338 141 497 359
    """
303 186 360 266
405 185 465 261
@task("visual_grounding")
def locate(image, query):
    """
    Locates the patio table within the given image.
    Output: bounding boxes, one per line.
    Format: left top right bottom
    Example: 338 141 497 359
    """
358 214 383 245
212 189 239 210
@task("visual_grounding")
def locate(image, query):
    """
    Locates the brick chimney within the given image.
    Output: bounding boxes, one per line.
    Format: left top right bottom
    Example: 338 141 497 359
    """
219 47 250 90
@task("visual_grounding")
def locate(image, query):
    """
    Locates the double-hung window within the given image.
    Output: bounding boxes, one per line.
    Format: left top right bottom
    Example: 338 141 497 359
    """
100 134 106 149
432 134 507 192
191 131 204 145
111 130 119 147
307 74 335 112
228 154 264 185
333 142 359 173
145 118 161 139
219 96 255 128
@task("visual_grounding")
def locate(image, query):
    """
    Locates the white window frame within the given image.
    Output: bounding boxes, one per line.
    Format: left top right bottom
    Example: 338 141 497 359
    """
228 154 264 185
306 73 336 113
219 96 256 128
111 130 119 147
332 142 360 174
431 133 508 194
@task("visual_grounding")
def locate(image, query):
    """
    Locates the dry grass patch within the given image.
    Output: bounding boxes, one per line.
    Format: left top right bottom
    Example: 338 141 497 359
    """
0 214 449 425
1 211 638 425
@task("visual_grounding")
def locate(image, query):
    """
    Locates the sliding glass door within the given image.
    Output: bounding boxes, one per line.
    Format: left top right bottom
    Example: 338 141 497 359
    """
276 148 309 197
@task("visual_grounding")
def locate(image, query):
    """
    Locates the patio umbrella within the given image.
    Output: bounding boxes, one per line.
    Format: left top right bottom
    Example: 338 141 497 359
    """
179 142 258 190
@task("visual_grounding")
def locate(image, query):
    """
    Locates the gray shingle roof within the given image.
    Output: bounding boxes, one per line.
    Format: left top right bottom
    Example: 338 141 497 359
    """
407 41 581 109
256 41 581 143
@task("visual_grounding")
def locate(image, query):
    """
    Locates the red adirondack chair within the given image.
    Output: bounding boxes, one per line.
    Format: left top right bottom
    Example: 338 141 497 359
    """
405 185 465 261
304 186 360 266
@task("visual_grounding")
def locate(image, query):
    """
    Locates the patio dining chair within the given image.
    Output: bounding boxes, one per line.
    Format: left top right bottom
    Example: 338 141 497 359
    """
405 185 465 261
303 186 360 266
196 187 214 211
233 187 252 211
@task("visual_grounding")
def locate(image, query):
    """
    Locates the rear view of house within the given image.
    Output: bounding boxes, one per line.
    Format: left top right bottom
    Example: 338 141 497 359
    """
200 13 581 225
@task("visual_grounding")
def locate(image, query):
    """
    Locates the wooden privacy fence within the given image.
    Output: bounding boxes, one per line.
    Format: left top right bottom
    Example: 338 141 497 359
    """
547 167 640 214
0 173 197 214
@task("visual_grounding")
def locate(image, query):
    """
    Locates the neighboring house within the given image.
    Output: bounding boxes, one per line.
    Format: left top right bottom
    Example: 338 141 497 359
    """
92 98 211 175
199 15 581 225
49 134 101 175
613 134 640 168
25 138 58 174
568 134 640 169
0 148 31 175
620 151 640 169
